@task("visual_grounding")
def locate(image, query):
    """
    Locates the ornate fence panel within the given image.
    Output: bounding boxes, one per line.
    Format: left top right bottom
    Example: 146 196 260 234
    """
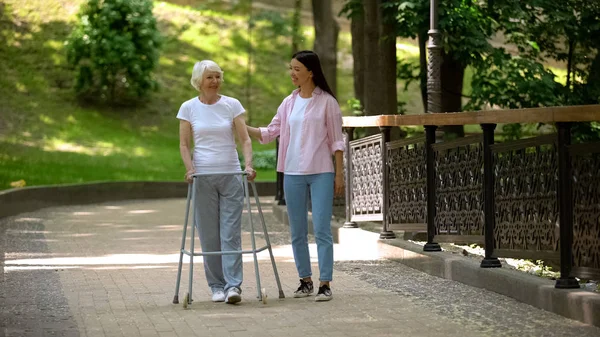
491 135 559 260
386 137 427 232
571 142 600 279
349 133 383 222
433 136 484 243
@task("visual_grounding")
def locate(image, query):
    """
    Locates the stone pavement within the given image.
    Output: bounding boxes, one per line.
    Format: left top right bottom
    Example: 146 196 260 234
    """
1 197 600 337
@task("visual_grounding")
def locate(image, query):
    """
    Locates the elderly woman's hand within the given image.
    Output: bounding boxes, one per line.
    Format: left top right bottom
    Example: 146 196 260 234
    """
245 166 256 181
185 169 195 184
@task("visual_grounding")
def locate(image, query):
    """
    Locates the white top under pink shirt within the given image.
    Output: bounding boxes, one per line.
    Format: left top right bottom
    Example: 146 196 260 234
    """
260 87 345 174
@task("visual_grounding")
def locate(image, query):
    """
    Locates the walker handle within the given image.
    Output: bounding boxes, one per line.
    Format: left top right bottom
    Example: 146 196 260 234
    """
192 171 248 177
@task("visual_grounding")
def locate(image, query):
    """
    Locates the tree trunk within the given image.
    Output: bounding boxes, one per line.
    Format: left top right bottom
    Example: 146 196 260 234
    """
566 39 575 92
379 0 397 116
362 1 383 115
441 52 465 138
311 0 339 96
418 29 428 113
350 8 365 106
378 0 404 139
291 0 302 56
362 0 384 135
584 49 600 104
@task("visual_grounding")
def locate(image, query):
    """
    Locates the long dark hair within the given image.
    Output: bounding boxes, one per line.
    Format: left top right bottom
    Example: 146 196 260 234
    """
292 50 337 100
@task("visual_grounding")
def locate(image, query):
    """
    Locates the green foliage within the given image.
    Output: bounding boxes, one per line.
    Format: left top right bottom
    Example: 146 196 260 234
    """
255 149 277 169
466 51 562 111
489 0 600 141
385 0 495 65
396 58 420 91
338 0 363 19
347 97 363 116
571 122 600 143
241 150 277 170
345 0 600 143
65 0 162 104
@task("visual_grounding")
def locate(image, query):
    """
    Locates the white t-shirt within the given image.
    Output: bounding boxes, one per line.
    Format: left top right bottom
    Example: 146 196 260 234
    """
177 95 244 173
284 96 312 174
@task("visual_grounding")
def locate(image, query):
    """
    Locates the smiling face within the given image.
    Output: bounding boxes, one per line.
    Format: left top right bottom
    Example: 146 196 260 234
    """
199 70 222 94
289 58 313 87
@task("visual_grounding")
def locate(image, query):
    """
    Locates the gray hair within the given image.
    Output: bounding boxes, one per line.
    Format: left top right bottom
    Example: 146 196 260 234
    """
190 60 224 91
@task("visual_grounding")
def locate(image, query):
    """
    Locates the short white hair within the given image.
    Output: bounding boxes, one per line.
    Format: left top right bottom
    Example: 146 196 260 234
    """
190 60 224 91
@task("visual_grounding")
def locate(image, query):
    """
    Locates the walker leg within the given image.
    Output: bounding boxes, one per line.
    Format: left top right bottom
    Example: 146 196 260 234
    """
187 178 197 306
173 183 193 304
244 176 263 302
251 181 285 299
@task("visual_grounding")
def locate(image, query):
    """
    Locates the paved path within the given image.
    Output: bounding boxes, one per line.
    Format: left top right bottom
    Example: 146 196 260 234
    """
1 198 599 337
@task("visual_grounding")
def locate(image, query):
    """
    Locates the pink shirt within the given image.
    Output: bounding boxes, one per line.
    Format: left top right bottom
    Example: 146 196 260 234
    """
260 87 345 174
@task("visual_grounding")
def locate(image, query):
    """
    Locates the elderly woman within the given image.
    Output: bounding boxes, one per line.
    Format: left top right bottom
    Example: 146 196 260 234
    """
177 60 255 304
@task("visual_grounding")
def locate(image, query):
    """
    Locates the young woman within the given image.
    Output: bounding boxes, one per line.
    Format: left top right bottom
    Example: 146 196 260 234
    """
247 50 344 302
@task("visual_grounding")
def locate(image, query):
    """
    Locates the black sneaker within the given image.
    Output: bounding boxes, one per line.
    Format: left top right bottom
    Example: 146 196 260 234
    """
293 279 314 298
315 284 332 302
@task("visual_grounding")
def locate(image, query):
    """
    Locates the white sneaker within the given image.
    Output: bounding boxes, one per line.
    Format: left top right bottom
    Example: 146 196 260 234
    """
225 287 242 304
211 290 225 302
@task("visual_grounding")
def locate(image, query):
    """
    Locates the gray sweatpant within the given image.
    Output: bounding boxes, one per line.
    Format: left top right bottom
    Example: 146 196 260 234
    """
193 174 244 293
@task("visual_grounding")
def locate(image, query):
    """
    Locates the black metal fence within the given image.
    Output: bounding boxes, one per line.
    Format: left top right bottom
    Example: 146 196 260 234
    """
273 119 600 288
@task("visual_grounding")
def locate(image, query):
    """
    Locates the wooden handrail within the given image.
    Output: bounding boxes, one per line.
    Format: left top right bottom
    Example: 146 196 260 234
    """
342 105 600 127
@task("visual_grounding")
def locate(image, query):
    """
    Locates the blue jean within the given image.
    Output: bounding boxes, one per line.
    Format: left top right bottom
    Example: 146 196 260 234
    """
193 175 244 293
283 173 334 282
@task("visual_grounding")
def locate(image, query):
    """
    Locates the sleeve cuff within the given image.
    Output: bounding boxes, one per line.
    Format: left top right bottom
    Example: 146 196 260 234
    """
259 127 271 144
331 141 345 153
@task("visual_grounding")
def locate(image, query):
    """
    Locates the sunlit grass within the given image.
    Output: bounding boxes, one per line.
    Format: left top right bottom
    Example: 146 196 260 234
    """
0 0 305 190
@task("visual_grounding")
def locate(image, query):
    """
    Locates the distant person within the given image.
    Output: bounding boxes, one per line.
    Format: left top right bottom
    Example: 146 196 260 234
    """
246 50 344 302
177 60 256 304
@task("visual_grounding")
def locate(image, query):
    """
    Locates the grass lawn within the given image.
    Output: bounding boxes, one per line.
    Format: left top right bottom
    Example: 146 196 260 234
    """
0 0 330 190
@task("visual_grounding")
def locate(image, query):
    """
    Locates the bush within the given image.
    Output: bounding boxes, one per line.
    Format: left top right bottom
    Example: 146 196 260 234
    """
240 150 277 170
65 0 162 104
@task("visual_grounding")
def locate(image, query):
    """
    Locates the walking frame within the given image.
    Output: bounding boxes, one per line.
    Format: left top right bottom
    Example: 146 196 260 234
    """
172 171 285 307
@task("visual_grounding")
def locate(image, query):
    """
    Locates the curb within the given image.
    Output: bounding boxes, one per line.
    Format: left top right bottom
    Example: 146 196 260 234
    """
0 181 276 219
272 203 600 328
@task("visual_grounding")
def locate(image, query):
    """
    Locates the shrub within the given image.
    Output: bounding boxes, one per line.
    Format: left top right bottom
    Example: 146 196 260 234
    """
240 150 277 170
65 0 162 104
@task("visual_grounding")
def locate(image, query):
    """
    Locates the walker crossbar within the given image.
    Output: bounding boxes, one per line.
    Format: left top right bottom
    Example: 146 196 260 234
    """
181 246 269 256
192 171 248 177
172 171 285 307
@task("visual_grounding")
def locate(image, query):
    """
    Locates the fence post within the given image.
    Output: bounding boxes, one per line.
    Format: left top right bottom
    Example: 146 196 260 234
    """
275 137 285 205
380 126 395 239
424 125 441 251
343 127 358 228
481 124 501 268
555 122 579 289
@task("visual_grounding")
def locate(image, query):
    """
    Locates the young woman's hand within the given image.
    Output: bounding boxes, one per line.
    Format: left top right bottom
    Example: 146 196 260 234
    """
334 172 344 197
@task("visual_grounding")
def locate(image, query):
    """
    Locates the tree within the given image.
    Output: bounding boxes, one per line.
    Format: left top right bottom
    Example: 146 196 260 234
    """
470 0 600 141
362 0 385 116
340 0 400 137
343 0 365 106
291 0 303 56
379 0 398 118
312 0 339 96
66 0 161 105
